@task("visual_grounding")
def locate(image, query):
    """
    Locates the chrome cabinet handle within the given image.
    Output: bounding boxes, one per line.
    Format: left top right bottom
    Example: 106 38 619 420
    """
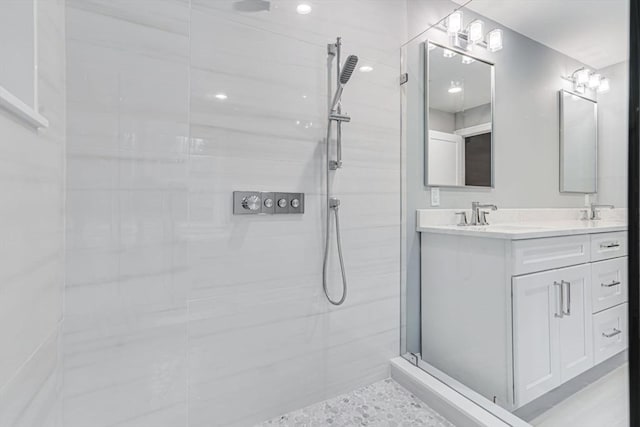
602 328 622 338
601 280 621 288
554 281 564 318
562 280 571 316
600 242 620 249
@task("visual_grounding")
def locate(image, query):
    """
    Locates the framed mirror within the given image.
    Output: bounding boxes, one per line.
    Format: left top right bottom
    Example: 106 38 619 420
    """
424 41 494 188
559 89 597 193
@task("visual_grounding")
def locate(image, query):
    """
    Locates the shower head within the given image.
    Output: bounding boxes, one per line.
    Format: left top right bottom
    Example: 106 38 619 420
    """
339 55 358 84
330 55 359 112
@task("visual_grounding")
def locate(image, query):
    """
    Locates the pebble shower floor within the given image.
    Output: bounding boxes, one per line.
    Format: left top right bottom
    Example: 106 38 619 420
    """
258 378 455 426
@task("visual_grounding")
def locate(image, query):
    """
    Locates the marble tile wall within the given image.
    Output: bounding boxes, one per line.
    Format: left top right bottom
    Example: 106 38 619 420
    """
65 1 405 426
0 0 66 426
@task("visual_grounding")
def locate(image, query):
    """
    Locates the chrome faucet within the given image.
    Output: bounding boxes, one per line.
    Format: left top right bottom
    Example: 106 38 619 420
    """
589 203 614 220
471 201 498 225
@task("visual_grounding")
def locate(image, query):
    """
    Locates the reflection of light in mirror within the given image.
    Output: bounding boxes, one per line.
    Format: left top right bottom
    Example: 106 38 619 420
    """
598 78 610 93
214 93 228 100
448 81 463 94
443 49 456 58
296 3 311 14
461 55 475 64
359 65 373 72
446 11 462 34
486 29 503 52
468 20 484 43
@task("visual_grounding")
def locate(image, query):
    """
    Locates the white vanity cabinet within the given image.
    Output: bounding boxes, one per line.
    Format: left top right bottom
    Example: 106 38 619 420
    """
420 226 628 411
513 264 593 405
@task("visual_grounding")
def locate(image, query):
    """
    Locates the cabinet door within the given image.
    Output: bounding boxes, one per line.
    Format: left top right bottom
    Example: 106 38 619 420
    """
513 270 562 406
557 264 594 382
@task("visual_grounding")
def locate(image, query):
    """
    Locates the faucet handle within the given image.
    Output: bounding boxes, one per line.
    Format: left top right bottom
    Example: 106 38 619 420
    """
455 211 468 226
479 210 491 225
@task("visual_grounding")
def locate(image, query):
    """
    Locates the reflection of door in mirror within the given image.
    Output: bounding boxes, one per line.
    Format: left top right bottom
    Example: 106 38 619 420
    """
427 130 464 186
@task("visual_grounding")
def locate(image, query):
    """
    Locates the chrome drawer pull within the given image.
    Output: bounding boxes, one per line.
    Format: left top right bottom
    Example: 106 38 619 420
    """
601 280 621 288
600 242 620 249
562 280 571 316
553 281 564 318
602 328 622 338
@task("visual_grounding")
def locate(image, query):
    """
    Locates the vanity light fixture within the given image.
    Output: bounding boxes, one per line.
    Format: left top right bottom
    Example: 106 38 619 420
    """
448 81 463 94
440 10 504 53
563 67 610 94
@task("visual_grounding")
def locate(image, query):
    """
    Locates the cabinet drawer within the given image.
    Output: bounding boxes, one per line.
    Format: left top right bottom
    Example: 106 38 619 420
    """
591 232 627 262
591 257 628 313
512 235 590 275
593 303 628 365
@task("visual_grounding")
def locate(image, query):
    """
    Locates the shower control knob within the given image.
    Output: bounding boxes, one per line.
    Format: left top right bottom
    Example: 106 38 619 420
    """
264 198 274 208
278 198 288 208
241 195 261 211
291 198 300 208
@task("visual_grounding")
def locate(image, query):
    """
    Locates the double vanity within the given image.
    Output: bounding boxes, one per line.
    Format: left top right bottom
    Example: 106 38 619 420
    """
418 207 628 410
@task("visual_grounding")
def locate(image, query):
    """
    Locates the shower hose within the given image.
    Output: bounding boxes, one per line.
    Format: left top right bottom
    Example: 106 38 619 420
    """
322 120 348 305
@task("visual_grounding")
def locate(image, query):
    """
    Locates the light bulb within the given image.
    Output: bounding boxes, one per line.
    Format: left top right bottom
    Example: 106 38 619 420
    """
588 73 601 89
575 69 590 85
486 29 503 52
446 11 463 35
448 81 463 94
461 55 475 64
443 49 456 58
468 20 484 44
598 78 610 93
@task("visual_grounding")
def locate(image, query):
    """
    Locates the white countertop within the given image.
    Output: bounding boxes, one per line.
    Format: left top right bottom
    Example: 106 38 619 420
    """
417 220 627 240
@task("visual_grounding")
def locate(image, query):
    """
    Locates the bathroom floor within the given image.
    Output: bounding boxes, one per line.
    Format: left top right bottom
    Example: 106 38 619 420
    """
258 378 454 427
531 363 629 427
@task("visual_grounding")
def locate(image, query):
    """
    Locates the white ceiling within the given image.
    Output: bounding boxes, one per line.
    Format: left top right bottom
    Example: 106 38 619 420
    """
452 0 629 69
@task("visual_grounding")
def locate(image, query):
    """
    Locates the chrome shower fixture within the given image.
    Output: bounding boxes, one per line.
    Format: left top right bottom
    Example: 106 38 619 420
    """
322 37 357 306
329 55 359 112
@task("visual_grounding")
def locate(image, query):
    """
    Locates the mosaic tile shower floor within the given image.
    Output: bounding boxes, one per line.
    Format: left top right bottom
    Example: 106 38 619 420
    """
258 378 455 427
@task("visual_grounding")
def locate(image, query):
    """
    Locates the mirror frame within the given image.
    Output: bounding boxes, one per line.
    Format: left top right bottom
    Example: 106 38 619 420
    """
423 40 496 189
559 89 598 194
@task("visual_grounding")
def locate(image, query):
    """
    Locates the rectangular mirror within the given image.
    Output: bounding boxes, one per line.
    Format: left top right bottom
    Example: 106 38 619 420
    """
559 89 597 193
424 41 494 188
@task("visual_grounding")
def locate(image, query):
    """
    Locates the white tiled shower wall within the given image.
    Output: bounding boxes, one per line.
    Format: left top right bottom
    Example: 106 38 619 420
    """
0 1 66 426
64 1 405 426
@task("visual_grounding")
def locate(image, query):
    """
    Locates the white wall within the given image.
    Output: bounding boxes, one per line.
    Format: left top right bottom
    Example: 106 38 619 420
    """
64 1 405 426
0 1 66 426
597 61 629 207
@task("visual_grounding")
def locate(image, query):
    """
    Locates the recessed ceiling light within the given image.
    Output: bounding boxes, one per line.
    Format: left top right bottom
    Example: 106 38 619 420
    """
359 65 373 73
296 3 311 14
214 93 228 100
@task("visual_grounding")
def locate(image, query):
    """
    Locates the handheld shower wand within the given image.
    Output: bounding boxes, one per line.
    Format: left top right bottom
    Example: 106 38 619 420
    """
323 38 358 306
